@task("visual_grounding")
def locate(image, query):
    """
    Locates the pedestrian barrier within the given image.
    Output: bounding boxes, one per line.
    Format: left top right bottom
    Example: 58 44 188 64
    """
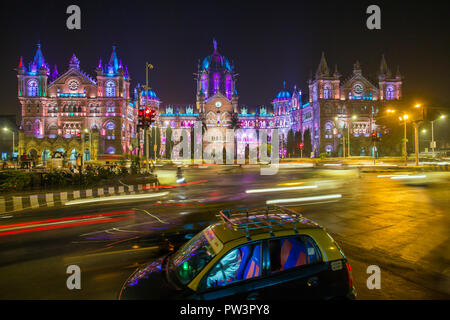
0 180 160 214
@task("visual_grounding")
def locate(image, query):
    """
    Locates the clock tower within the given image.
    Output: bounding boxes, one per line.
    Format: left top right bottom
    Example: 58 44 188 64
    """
195 40 238 128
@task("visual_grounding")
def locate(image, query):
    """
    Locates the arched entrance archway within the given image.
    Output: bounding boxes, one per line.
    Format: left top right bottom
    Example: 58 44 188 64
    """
70 149 79 166
42 149 51 164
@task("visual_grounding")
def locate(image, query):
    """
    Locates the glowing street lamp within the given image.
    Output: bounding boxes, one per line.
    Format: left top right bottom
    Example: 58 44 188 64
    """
2 127 15 167
430 114 447 157
398 115 409 164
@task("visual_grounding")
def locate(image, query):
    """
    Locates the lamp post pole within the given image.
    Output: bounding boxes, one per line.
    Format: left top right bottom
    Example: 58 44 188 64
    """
413 122 419 166
143 62 153 173
12 131 15 169
347 121 350 157
431 120 435 157
403 118 407 165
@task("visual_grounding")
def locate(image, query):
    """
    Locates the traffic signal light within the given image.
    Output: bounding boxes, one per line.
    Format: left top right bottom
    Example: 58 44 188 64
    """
145 108 155 124
298 143 304 149
371 132 382 142
138 108 156 129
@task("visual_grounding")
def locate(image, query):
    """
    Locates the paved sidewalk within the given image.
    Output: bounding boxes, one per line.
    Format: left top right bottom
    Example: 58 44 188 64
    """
0 181 160 214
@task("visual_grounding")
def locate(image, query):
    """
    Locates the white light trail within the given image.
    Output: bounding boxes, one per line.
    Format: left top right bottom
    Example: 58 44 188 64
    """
377 174 410 178
65 192 169 206
266 194 342 204
246 185 318 194
391 175 427 180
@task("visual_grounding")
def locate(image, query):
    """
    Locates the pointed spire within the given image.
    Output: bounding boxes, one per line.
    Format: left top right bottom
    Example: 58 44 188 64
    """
18 56 24 68
51 64 59 79
108 45 119 73
124 65 129 78
96 58 102 69
213 38 218 53
283 80 286 88
32 42 46 71
379 54 391 78
379 54 388 74
119 59 123 70
316 52 330 78
396 65 401 79
333 64 340 78
353 60 362 75
69 53 80 69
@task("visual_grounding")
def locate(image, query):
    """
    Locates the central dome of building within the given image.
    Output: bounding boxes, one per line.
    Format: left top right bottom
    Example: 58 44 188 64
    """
196 39 237 101
201 39 233 72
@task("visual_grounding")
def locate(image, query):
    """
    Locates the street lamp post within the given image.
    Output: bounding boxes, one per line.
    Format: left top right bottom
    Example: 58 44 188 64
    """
349 115 357 157
142 61 154 174
402 115 408 165
3 127 15 169
430 115 446 157
431 120 435 156
413 122 419 166
335 117 345 159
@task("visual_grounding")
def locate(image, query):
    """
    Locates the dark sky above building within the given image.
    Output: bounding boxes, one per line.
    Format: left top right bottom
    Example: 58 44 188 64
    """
0 0 449 116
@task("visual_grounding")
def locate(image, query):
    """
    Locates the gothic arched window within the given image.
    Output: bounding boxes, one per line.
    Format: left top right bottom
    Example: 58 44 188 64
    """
386 85 394 100
105 121 115 140
27 79 39 97
213 73 220 93
105 80 116 97
324 84 332 99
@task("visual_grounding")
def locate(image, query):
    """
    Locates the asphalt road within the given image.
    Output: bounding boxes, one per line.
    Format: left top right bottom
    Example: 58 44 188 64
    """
0 164 449 299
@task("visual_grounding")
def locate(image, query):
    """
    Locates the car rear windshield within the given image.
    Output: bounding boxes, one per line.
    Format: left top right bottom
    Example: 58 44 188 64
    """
170 230 221 285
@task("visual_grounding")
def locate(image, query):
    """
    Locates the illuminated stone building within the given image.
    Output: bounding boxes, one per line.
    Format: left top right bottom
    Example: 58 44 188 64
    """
16 41 403 164
16 44 136 164
154 41 402 158
306 53 402 156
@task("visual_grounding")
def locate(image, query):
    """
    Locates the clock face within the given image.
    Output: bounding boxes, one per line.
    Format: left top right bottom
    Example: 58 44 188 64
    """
353 83 364 95
68 80 80 91
215 101 222 108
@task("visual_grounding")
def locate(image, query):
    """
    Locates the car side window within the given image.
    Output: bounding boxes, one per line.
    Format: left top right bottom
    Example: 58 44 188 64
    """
204 243 262 289
268 235 321 273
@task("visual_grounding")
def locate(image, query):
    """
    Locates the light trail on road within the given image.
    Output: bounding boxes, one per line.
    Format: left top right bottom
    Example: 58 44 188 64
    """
245 185 318 194
266 194 342 204
0 216 134 237
142 180 208 189
64 192 169 205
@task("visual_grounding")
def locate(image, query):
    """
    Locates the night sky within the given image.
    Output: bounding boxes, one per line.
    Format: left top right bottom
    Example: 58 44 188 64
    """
0 0 449 117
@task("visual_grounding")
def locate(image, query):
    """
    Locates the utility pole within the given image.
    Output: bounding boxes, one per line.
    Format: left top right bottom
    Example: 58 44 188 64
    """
342 133 346 159
81 132 85 171
347 121 350 157
431 120 435 157
142 62 154 173
403 118 407 165
413 122 419 166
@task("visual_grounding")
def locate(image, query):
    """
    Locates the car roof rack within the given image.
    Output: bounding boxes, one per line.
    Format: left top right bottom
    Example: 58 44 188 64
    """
219 205 303 239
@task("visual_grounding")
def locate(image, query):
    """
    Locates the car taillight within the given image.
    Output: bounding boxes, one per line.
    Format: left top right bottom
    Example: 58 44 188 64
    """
346 262 353 288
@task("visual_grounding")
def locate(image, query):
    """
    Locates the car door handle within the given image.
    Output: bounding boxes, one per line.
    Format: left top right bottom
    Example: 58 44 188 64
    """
247 292 259 300
307 277 319 287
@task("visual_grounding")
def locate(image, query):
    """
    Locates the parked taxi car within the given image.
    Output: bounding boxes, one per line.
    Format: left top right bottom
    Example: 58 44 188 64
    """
119 205 356 300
